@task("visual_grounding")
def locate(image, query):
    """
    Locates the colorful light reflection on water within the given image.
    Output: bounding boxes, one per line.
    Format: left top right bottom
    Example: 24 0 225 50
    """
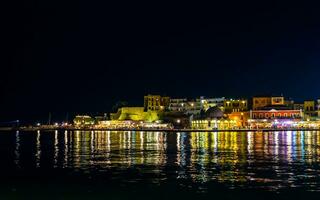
3 130 320 193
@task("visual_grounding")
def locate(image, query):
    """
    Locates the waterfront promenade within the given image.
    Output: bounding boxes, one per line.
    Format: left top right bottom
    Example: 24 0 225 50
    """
1 126 320 132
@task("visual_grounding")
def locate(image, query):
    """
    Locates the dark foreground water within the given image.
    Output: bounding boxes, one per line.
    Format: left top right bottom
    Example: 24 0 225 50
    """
1 130 320 199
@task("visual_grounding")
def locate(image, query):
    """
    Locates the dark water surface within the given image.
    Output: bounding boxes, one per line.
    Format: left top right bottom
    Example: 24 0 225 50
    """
1 130 320 199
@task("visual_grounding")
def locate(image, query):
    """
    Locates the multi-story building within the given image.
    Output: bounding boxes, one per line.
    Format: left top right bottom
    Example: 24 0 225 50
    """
253 96 272 110
228 112 250 128
285 99 295 109
73 115 95 126
223 99 248 113
293 103 304 111
168 98 198 115
199 96 225 107
250 109 303 119
144 94 170 112
169 98 188 112
252 96 285 110
250 95 303 120
168 96 225 115
304 100 317 118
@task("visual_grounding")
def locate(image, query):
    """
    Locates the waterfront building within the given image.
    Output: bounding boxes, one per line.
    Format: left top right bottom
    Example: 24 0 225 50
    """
228 112 250 128
304 100 317 119
250 109 303 119
73 115 95 126
169 98 188 112
253 96 272 110
191 106 239 130
199 96 225 107
294 103 304 111
248 107 303 129
250 95 302 119
110 107 160 122
144 94 170 112
252 96 285 110
184 100 198 115
168 96 225 115
285 99 295 109
97 120 172 129
191 119 238 130
223 99 248 113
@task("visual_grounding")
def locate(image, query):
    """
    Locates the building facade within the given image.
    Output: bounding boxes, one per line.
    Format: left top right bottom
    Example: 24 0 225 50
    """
144 94 170 112
110 107 160 122
228 112 250 128
73 115 95 126
223 99 248 113
191 119 238 130
304 100 317 118
253 97 272 110
168 96 225 115
252 96 285 110
293 103 304 111
250 109 303 119
169 98 188 112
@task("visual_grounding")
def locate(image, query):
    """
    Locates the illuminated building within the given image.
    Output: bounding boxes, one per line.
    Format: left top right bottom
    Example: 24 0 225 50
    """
110 107 160 122
271 96 285 105
249 96 305 129
169 98 188 112
144 94 170 111
168 96 225 115
250 109 302 119
97 120 172 129
252 96 285 110
73 115 94 126
198 96 225 110
294 103 304 111
191 119 238 130
223 98 248 113
304 100 317 119
253 96 272 110
250 95 303 121
228 112 250 128
191 106 238 130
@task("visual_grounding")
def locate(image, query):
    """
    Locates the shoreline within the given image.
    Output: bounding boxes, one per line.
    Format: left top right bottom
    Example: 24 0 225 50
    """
1 127 320 132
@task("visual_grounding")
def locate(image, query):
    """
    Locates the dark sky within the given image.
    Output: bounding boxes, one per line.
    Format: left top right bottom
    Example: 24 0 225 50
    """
2 1 320 123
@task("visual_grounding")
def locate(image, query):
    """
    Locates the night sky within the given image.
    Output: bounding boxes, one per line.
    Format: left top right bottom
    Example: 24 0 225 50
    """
2 1 320 123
